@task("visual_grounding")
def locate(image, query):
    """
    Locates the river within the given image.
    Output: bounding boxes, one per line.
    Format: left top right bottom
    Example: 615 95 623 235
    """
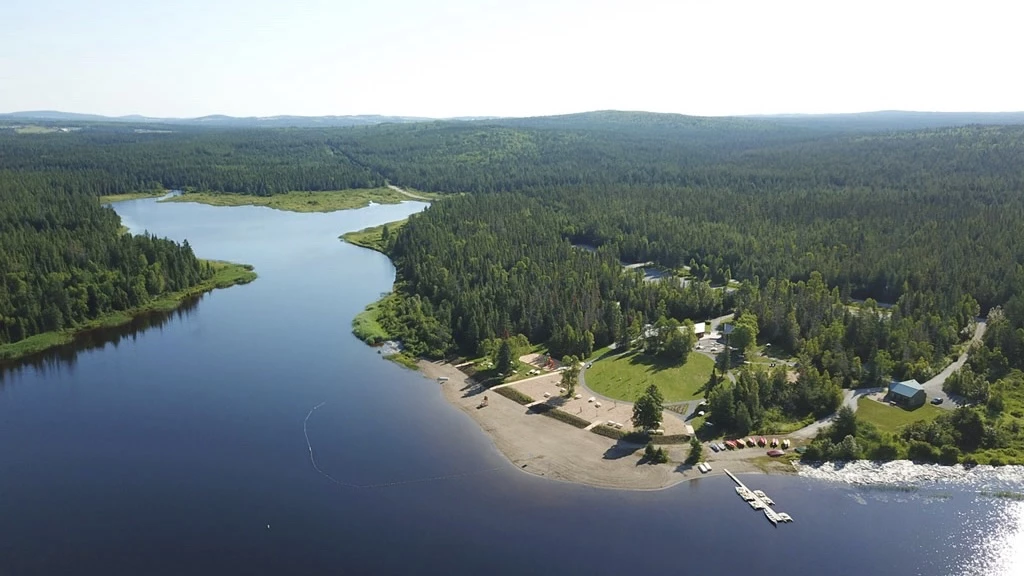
0 198 1020 575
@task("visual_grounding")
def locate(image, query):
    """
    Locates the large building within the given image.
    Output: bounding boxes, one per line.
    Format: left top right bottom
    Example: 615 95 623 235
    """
888 379 926 409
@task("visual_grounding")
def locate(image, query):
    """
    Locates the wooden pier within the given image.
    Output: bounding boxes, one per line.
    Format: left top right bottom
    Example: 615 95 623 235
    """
723 468 793 526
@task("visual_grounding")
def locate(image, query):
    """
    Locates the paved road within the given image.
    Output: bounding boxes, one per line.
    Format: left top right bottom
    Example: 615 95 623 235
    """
708 313 734 331
786 319 988 438
789 387 884 439
920 319 987 410
577 360 703 426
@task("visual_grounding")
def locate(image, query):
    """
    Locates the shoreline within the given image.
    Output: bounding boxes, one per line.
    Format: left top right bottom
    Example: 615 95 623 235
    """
100 191 167 203
160 188 431 213
417 359 795 490
0 260 256 363
338 211 797 490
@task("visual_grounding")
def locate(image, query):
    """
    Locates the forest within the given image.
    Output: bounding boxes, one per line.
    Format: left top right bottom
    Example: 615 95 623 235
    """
0 171 215 354
5 113 1024 464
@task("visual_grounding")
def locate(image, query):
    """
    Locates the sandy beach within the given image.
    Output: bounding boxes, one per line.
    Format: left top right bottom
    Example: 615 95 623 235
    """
418 360 789 490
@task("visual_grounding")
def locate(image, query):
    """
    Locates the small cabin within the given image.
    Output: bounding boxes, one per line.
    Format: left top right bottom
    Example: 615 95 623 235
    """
693 322 707 338
888 379 926 409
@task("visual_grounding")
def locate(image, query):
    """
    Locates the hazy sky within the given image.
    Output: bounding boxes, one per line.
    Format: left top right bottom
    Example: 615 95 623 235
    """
1 0 1020 118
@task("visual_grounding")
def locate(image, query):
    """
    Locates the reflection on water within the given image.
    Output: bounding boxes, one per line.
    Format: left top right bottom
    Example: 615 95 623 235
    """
3 195 1022 574
801 460 1024 575
963 500 1024 576
0 295 202 381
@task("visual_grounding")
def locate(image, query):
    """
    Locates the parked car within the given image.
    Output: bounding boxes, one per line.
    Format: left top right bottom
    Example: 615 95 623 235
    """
931 397 944 405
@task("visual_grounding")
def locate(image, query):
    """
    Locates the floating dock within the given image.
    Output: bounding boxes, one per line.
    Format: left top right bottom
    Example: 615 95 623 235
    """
724 469 793 526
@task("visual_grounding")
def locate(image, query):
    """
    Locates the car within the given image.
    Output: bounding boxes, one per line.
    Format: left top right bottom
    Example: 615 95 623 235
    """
585 362 593 368
697 410 705 417
931 397 944 405
709 444 720 452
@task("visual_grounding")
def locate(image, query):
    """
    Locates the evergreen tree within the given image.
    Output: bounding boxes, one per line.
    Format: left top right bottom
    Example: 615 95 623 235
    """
632 384 664 430
496 340 514 374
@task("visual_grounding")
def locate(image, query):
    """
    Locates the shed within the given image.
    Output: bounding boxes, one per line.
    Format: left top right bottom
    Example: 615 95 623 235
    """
684 424 695 438
888 379 926 409
693 322 707 337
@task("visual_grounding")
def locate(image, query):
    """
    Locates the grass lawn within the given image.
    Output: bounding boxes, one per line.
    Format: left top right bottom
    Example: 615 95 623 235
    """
162 188 436 213
100 191 166 203
856 397 944 434
585 349 714 402
471 359 539 387
352 294 394 344
341 219 407 254
0 260 255 362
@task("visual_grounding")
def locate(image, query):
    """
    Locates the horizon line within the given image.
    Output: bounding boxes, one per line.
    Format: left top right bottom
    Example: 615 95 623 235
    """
4 108 1024 122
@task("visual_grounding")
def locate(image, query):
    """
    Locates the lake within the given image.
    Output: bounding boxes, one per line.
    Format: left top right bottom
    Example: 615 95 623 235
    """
0 198 1020 575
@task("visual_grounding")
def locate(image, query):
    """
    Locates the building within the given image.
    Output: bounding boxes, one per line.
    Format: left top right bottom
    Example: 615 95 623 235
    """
888 379 926 409
693 322 707 338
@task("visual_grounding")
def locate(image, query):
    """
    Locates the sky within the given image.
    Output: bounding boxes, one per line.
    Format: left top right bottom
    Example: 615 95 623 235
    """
1 0 1021 118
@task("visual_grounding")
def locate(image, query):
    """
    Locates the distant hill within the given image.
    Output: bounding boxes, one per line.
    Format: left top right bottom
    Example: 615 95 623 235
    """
0 111 439 128
752 110 1024 131
492 109 1024 134
3 109 1023 131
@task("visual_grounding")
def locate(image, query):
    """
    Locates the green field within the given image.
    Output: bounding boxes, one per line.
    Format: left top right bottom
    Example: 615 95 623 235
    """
856 397 944 434
341 219 408 253
352 295 393 344
584 349 715 402
0 260 256 362
100 191 166 203
162 188 434 213
14 125 58 134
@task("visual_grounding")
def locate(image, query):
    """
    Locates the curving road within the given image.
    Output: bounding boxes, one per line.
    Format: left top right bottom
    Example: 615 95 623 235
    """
920 319 987 409
789 319 987 438
576 361 704 425
789 387 884 440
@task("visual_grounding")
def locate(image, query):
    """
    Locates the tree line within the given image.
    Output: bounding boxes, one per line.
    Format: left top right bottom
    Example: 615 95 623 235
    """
0 172 212 347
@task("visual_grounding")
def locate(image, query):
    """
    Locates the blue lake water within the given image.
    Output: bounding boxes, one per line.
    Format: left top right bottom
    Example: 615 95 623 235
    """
0 198 1021 575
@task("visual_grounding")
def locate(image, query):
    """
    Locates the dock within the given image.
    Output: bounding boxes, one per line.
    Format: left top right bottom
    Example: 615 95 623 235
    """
724 469 793 526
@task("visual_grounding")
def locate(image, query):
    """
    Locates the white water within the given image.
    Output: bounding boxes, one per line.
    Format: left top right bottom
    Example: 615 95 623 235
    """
797 460 1024 494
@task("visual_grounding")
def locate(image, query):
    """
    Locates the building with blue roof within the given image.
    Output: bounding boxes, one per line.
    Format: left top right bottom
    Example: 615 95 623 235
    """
888 379 926 409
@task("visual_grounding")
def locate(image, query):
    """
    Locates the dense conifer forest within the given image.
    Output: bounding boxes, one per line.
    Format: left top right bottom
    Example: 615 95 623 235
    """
5 112 1024 462
0 172 212 349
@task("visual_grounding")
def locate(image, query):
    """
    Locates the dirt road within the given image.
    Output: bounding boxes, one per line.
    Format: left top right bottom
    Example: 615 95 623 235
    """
386 184 430 201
